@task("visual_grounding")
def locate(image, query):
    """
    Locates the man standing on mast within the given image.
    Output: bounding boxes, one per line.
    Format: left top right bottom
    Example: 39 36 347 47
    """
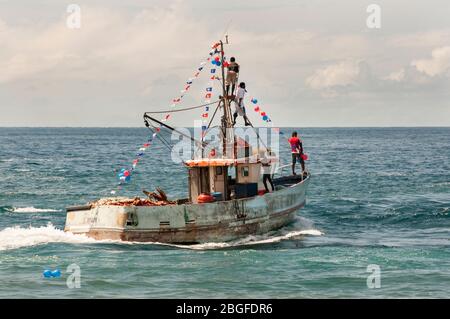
226 57 240 96
233 82 251 126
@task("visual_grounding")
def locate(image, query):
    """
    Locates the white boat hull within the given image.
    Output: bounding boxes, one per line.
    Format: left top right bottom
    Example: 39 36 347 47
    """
64 175 310 244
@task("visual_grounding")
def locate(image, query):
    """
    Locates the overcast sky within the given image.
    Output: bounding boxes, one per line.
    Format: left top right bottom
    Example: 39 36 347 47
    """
0 0 449 127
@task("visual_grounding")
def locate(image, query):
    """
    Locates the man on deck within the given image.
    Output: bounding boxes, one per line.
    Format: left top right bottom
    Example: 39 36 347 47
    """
261 148 275 192
288 131 305 175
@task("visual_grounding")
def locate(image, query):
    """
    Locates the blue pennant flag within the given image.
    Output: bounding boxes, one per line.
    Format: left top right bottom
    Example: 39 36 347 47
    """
210 69 216 74
205 106 210 111
206 87 213 92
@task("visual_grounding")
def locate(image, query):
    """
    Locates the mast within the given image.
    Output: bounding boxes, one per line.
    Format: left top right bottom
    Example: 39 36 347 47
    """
219 40 234 159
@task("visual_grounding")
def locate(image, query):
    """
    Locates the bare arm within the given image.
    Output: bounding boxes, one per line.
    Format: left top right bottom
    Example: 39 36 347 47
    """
298 141 303 154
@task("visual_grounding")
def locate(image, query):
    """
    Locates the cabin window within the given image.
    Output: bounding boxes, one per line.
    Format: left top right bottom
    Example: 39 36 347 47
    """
245 146 250 158
215 166 223 175
241 166 249 177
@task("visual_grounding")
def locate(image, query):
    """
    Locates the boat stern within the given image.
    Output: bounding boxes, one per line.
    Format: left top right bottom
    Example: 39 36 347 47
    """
64 205 133 240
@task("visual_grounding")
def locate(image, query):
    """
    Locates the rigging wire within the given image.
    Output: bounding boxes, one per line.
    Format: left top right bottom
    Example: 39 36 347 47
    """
145 124 191 165
220 20 232 44
144 100 219 114
144 114 206 149
142 33 272 167
145 125 173 153
207 103 222 130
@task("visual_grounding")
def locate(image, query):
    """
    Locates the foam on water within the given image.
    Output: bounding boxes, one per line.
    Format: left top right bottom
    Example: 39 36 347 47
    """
0 224 98 251
160 229 324 250
9 207 61 213
0 222 323 251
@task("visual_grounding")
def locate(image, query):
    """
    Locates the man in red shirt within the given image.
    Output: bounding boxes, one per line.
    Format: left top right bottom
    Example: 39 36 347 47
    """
288 131 305 175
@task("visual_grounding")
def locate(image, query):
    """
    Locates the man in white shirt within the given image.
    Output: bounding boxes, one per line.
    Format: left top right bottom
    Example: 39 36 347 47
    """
260 148 275 192
233 82 251 126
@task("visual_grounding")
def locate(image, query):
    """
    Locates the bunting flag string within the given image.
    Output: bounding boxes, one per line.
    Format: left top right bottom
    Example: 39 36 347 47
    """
111 131 158 194
171 43 220 108
201 52 222 138
111 43 221 194
249 97 272 124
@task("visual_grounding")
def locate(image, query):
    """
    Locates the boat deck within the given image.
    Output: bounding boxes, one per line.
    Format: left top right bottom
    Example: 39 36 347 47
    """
273 172 308 188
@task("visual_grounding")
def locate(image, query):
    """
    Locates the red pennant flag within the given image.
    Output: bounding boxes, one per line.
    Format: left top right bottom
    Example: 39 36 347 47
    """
202 113 208 118
205 93 212 99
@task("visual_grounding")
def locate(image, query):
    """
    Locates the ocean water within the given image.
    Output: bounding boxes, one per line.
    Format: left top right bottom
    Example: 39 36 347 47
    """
0 127 449 298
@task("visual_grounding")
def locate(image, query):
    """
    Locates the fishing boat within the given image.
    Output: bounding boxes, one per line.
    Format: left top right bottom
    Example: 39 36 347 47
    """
64 38 310 244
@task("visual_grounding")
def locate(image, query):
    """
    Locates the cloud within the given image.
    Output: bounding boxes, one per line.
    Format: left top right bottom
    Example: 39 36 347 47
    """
411 46 450 77
0 3 211 84
382 66 439 89
305 61 364 90
1 0 450 127
382 47 450 89
306 46 450 96
384 68 405 82
388 29 450 49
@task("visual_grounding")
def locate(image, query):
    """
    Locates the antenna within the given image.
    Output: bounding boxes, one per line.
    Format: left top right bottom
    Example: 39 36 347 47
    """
221 20 232 43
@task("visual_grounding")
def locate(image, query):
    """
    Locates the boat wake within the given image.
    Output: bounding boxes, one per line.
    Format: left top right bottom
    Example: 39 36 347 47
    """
162 229 323 250
0 222 323 251
0 224 99 251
